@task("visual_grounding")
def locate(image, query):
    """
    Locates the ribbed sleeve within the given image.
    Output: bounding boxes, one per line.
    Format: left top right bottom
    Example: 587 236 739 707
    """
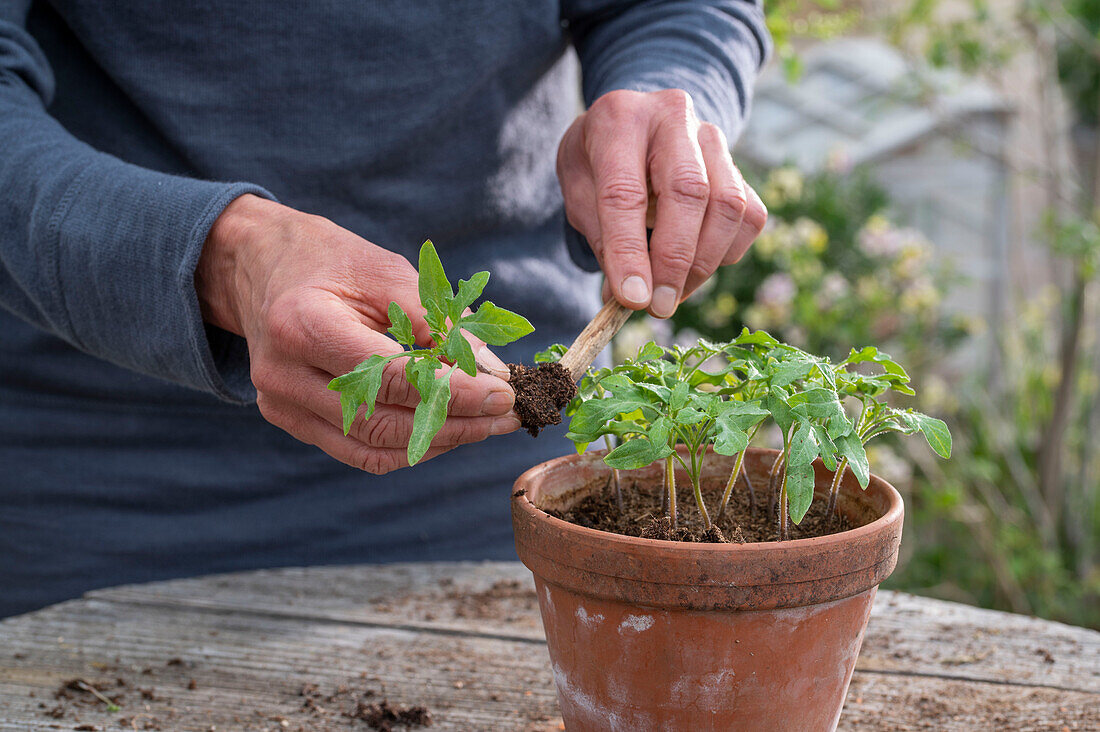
0 11 273 403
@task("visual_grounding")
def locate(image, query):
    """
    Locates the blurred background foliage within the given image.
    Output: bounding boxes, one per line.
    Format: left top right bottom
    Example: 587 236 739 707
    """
663 0 1100 627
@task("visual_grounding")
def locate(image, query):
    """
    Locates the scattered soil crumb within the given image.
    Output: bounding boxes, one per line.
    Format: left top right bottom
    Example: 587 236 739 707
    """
350 699 433 731
508 363 576 436
446 579 539 621
1035 647 1055 664
512 488 526 498
550 475 860 542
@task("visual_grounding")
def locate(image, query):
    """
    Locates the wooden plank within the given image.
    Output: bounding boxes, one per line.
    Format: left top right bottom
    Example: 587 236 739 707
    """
0 562 1095 730
0 597 560 732
88 562 1100 693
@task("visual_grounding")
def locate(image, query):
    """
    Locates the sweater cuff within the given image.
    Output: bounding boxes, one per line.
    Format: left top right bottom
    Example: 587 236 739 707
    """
180 184 277 403
52 164 275 404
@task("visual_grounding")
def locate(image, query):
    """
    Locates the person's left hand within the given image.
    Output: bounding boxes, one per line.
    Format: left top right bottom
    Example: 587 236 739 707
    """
556 88 768 318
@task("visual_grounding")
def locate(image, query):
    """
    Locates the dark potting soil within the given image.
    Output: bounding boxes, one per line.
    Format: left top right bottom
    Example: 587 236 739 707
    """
507 363 576 436
548 475 861 542
349 699 433 731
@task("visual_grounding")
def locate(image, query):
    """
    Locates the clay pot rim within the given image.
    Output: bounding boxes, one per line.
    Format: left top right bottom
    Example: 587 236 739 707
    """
513 448 903 557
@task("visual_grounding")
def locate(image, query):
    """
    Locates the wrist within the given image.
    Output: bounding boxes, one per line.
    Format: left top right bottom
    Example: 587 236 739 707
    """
196 193 272 337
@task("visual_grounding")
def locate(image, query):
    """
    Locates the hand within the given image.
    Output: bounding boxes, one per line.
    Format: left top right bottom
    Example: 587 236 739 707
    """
195 194 519 474
557 89 768 317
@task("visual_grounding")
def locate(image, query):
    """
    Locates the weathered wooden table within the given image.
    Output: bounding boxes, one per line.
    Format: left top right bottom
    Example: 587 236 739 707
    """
0 562 1096 731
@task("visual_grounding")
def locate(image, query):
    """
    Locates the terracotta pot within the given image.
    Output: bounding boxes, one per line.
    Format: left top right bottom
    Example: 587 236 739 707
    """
512 447 903 731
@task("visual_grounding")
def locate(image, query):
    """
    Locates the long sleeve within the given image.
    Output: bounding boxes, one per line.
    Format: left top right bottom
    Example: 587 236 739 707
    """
0 2 273 403
560 0 771 271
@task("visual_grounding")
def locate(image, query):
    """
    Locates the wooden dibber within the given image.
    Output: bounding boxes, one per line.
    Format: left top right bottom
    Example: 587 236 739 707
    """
558 299 634 381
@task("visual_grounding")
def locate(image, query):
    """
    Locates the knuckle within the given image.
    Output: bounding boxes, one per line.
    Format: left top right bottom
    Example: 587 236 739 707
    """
363 410 401 447
742 199 768 234
262 296 311 355
379 363 415 405
250 364 278 397
658 88 694 114
688 261 713 283
352 446 396 475
712 187 748 224
667 167 710 204
598 178 650 212
589 90 641 120
698 121 726 144
654 245 696 275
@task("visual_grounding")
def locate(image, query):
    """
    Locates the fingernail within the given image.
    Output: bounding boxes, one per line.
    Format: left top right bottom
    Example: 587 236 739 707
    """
491 415 521 435
621 275 650 306
477 346 510 380
651 286 678 318
482 390 515 416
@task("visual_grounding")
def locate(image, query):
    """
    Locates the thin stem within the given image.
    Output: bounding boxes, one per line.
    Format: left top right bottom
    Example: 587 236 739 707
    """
603 435 623 513
665 454 677 530
717 450 748 518
826 457 849 520
767 452 785 517
741 461 757 516
778 466 790 542
693 470 713 530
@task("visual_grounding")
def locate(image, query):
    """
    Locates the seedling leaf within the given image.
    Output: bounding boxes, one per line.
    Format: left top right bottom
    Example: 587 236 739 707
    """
387 302 415 346
329 354 391 434
460 302 535 346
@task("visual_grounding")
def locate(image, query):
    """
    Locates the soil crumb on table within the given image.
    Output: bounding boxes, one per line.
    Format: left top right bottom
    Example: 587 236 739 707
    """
351 699 432 731
549 477 860 542
508 363 576 436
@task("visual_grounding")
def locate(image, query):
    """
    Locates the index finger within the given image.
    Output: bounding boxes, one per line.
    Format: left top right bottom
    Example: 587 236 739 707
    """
586 100 653 310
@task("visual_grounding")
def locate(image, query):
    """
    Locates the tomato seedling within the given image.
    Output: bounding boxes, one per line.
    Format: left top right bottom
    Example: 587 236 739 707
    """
329 240 533 465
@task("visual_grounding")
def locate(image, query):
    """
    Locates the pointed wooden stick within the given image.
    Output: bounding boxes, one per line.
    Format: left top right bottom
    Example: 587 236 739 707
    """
557 299 634 381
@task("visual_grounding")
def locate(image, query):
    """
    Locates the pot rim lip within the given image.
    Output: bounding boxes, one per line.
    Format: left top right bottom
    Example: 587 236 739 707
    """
512 448 903 556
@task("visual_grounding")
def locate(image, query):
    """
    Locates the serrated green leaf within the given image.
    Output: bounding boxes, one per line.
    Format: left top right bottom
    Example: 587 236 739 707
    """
786 461 816 524
789 387 852 439
418 240 453 332
771 358 814 387
635 382 672 403
913 414 952 458
733 328 780 348
810 423 838 471
460 302 534 346
636 341 666 362
534 343 568 363
444 330 478 376
647 416 673 447
670 381 689 411
713 409 750 456
407 362 456 465
449 271 490 324
835 431 870 488
787 421 818 467
568 396 648 439
676 406 707 425
604 436 665 469
767 388 795 434
387 302 415 346
328 354 391 434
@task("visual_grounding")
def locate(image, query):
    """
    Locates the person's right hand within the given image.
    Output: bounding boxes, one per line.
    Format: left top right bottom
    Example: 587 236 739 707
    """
195 194 520 474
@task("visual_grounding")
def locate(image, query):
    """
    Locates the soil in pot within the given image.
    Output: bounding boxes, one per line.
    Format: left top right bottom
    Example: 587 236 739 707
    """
548 475 862 542
507 363 576 436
